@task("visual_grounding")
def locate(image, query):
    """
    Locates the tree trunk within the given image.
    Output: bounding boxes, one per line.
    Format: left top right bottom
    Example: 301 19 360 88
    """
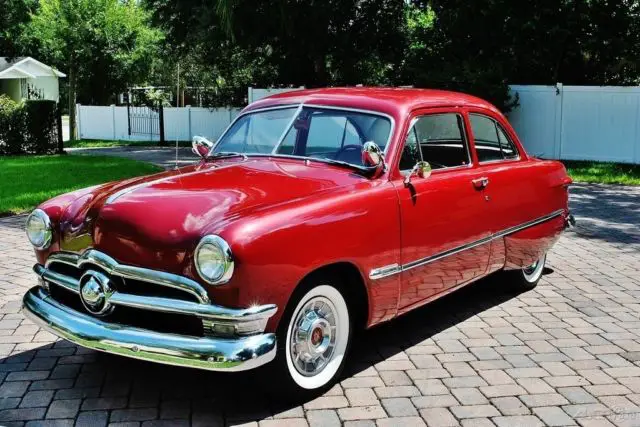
313 54 328 87
68 62 77 141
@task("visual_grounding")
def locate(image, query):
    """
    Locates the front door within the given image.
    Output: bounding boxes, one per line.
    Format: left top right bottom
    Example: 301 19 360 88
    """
393 110 491 312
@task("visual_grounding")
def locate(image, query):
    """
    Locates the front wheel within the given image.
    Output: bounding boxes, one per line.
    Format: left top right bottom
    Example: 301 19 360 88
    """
276 280 352 394
504 253 547 290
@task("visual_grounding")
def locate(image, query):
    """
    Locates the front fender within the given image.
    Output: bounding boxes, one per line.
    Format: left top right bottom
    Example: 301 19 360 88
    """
211 180 402 332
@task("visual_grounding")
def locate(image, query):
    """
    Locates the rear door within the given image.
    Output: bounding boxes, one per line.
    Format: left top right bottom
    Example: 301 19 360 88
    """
467 111 561 271
393 109 492 312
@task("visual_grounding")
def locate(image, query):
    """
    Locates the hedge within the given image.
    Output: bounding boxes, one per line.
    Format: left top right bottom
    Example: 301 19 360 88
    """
0 96 61 155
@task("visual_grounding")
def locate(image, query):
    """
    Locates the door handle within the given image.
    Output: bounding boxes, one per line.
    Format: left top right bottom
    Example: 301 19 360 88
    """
472 177 489 190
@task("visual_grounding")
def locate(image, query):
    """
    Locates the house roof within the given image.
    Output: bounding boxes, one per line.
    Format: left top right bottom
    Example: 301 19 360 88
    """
0 57 27 73
0 56 66 79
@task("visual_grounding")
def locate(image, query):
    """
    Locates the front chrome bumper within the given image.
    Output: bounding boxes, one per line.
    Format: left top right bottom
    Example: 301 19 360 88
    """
22 287 277 371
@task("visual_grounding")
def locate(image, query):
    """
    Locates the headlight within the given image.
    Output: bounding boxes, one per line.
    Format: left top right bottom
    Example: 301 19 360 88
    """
25 209 52 249
194 235 234 285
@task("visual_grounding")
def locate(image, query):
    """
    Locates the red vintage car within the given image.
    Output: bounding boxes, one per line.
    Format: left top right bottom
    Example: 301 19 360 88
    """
22 88 574 393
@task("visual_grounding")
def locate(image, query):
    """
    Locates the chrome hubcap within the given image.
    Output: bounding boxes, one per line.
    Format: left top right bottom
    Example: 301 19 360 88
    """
523 260 538 275
290 297 336 377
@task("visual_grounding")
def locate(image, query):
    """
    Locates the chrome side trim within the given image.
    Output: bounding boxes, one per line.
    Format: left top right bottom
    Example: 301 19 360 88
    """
23 286 277 372
369 263 401 280
370 209 565 279
492 209 564 240
402 234 494 273
46 249 210 304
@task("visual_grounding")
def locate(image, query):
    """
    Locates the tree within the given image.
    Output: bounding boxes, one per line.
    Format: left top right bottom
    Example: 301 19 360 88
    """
401 0 640 110
147 0 640 112
24 0 162 140
0 0 37 56
145 0 406 105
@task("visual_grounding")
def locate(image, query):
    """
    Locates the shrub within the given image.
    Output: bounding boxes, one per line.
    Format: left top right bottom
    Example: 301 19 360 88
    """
0 96 61 156
0 96 25 155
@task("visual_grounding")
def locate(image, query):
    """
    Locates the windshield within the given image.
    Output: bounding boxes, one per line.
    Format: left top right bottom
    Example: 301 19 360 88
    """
213 106 392 166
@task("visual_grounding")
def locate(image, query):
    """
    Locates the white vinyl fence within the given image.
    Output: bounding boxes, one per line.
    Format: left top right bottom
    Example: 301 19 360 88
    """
508 84 640 164
78 85 640 164
77 105 241 142
247 86 304 104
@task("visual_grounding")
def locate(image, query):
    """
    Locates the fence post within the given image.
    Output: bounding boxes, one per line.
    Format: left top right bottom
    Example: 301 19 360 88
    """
636 96 640 164
111 104 116 140
158 103 166 145
127 91 132 136
554 83 563 160
187 105 192 140
76 103 81 139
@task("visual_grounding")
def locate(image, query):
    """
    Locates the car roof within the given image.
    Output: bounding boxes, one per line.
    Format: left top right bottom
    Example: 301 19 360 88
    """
245 87 502 118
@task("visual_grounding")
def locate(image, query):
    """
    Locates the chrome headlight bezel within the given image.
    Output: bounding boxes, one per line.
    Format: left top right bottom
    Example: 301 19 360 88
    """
194 235 234 285
25 209 53 250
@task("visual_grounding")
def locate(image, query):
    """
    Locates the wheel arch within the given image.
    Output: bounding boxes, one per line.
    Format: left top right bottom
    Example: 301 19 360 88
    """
278 261 370 334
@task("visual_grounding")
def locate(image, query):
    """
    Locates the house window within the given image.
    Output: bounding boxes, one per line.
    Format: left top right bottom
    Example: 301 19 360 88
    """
20 79 28 97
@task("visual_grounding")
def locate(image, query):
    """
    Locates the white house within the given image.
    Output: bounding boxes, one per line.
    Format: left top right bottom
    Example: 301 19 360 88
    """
0 56 66 102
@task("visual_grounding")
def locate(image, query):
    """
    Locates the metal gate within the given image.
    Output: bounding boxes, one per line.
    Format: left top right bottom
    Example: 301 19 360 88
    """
127 104 165 143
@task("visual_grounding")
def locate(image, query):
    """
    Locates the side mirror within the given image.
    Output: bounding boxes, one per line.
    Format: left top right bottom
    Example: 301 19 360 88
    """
362 141 385 178
404 161 432 187
192 136 214 159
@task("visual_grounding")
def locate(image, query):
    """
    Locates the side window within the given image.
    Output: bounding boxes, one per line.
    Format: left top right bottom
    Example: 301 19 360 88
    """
402 113 469 170
470 114 519 162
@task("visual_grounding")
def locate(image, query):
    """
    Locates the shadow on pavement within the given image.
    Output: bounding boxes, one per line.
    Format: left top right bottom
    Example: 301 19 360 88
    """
569 184 640 248
1 272 526 423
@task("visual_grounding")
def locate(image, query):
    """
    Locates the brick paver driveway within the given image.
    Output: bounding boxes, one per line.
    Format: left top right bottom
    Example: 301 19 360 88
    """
0 184 639 427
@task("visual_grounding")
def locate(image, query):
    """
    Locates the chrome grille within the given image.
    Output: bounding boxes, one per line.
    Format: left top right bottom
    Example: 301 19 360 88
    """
35 250 277 337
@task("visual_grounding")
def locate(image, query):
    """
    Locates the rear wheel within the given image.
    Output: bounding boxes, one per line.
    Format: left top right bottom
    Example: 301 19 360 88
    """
506 253 546 290
276 278 352 394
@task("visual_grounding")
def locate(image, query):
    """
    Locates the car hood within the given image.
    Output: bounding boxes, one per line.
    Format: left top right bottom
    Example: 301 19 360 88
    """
52 157 364 268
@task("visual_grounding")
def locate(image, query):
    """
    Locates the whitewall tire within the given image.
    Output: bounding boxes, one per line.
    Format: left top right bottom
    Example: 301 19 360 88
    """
279 282 352 392
503 253 547 290
522 253 546 284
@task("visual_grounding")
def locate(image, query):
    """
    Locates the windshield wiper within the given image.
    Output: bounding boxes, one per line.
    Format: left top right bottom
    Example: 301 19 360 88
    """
207 152 248 161
307 157 377 177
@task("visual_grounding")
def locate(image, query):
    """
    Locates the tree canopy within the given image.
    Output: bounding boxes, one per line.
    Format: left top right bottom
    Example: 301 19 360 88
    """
24 0 162 105
0 0 37 56
4 0 640 113
20 0 162 139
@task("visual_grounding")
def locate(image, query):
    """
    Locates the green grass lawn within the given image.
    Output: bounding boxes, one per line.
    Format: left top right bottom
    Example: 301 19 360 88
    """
0 155 163 216
563 160 640 186
65 139 192 148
